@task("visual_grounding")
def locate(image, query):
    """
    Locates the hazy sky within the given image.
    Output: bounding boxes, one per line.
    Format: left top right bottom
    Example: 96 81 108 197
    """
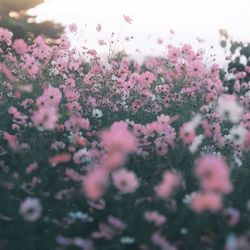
29 0 250 64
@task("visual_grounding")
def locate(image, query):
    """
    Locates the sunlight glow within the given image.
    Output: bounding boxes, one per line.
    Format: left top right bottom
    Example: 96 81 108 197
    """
29 0 250 63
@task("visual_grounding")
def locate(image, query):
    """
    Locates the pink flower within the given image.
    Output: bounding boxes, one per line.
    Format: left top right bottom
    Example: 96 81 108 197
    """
64 88 80 102
96 23 101 32
154 138 168 156
67 101 81 114
205 93 215 103
100 122 136 154
123 15 132 24
83 168 108 200
144 211 166 226
155 171 181 198
43 86 62 106
32 106 58 130
87 96 97 107
18 84 33 93
112 168 139 194
195 154 232 194
157 38 164 44
223 207 240 226
131 99 142 112
65 168 83 181
98 39 107 46
209 64 220 78
12 39 28 54
27 63 40 78
102 152 126 170
187 60 205 78
64 117 90 132
179 122 196 144
107 215 126 231
181 44 193 56
48 153 71 167
69 23 78 33
167 45 180 63
3 131 18 150
19 197 42 222
152 233 176 250
0 63 16 81
84 73 96 85
0 28 13 45
60 34 71 50
139 71 156 85
244 131 250 150
26 162 38 174
190 191 222 213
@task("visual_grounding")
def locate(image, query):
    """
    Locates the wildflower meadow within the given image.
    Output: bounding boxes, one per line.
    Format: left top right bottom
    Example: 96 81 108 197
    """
0 17 250 250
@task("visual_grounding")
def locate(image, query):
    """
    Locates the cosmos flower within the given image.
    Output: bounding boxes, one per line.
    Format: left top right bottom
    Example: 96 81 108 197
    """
92 109 103 118
96 23 101 32
123 15 132 24
83 168 108 200
144 211 166 226
100 121 136 154
195 154 232 194
112 168 139 194
19 197 42 222
155 171 181 199
217 95 243 123
69 23 78 33
190 191 222 213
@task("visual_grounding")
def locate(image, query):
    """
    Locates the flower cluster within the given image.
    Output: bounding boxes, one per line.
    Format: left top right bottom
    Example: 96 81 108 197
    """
0 25 250 250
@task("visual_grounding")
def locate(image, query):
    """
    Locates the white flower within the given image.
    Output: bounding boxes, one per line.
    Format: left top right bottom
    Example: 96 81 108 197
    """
121 92 129 100
233 153 243 167
191 114 202 128
182 192 197 204
229 125 247 145
217 95 243 123
19 197 42 222
151 94 156 101
246 91 250 98
180 228 188 235
123 105 128 110
120 236 135 244
92 109 103 118
189 134 204 153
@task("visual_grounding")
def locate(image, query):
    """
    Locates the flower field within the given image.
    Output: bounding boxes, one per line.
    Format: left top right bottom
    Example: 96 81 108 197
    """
0 26 250 250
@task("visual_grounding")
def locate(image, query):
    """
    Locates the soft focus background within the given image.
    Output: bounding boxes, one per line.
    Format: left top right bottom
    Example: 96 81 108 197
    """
29 0 249 64
1 0 249 64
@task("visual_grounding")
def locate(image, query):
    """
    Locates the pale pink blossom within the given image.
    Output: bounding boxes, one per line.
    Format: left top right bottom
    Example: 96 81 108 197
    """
190 192 222 213
195 154 232 194
155 171 181 198
112 168 139 194
123 15 132 24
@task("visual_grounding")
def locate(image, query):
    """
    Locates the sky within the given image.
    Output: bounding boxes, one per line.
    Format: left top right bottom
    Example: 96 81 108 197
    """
29 0 250 65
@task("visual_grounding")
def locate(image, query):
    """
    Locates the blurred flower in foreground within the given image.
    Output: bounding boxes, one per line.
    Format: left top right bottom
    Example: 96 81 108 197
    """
195 154 232 194
217 95 243 123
